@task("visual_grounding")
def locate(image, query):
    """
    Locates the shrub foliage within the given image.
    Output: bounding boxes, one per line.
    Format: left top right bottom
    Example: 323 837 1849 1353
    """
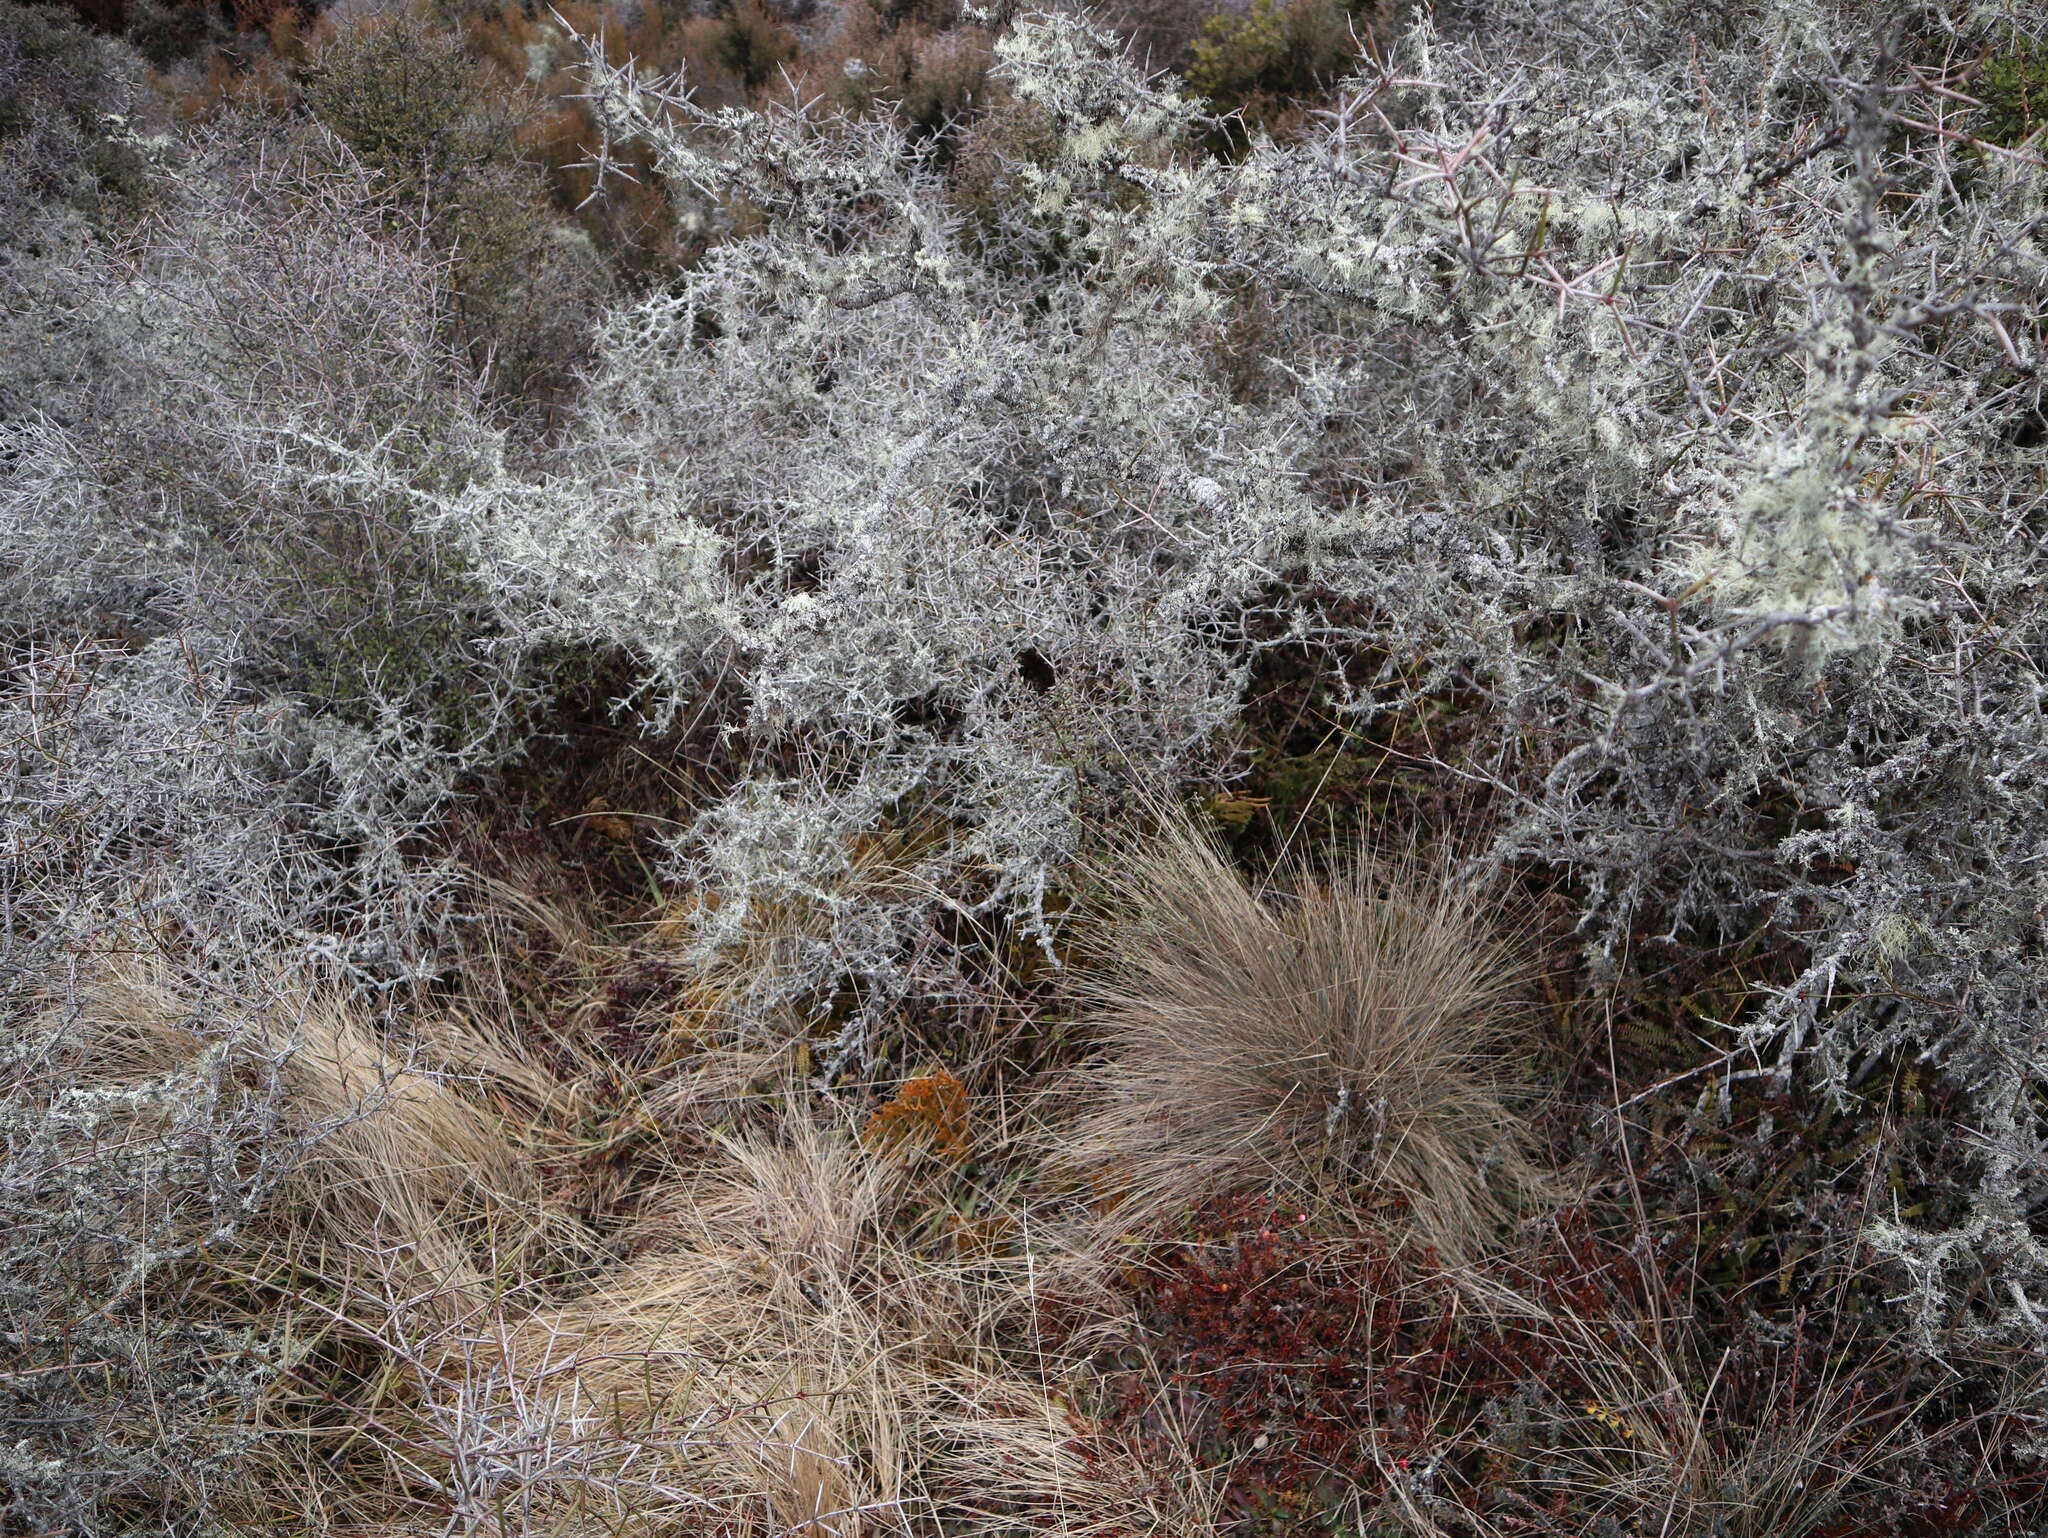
6 0 2048 1530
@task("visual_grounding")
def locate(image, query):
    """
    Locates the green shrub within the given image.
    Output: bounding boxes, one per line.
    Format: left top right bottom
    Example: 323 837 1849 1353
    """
301 12 513 195
1093 0 1232 74
121 0 227 69
1183 0 1368 147
702 0 794 92
446 169 610 407
302 13 606 412
1976 42 2047 146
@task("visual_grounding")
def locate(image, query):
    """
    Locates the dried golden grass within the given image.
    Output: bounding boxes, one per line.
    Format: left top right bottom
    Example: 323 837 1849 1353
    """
45 943 1212 1535
1052 817 1544 1258
475 1116 1207 1535
463 868 802 1134
55 952 566 1310
38 949 593 1530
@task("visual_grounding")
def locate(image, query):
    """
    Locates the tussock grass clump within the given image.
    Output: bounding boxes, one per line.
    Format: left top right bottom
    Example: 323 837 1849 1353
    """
1058 821 1541 1256
480 1116 1199 1536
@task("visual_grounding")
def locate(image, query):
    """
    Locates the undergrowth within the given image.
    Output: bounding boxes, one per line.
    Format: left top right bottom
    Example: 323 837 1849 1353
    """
6 0 2048 1530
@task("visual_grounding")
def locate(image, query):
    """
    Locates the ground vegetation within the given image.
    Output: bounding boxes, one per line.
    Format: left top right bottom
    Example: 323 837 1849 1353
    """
5 0 2047 1531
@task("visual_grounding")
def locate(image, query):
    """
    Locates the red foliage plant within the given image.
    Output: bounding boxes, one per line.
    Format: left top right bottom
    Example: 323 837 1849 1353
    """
1063 1195 2022 1535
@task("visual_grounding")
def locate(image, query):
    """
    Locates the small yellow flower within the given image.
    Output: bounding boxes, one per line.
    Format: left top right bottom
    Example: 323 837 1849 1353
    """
1583 1401 1636 1439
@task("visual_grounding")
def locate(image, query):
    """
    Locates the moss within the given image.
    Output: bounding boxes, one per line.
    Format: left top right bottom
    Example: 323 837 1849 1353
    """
1976 43 2048 147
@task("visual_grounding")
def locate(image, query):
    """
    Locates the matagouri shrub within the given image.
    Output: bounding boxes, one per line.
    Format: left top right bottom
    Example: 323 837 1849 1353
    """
6 0 2048 1531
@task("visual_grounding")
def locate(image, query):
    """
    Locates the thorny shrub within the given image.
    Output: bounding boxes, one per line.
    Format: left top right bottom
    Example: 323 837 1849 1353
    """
265 1 2048 1371
432 0 2048 1357
0 0 151 229
292 11 611 407
6 0 2048 1530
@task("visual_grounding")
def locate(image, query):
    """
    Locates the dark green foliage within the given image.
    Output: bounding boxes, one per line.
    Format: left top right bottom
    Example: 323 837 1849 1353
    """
303 12 511 192
302 13 606 410
1976 42 2047 146
1184 0 1370 147
121 0 227 68
0 0 102 143
703 0 793 91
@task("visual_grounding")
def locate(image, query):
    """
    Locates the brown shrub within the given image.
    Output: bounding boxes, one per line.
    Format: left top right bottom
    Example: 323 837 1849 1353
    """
795 0 995 143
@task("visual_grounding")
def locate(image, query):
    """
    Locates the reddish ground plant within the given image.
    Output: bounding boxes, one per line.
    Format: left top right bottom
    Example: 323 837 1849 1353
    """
1070 1196 2035 1536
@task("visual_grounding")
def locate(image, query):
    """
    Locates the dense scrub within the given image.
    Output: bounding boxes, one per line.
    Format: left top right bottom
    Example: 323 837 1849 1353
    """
5 0 2047 1531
